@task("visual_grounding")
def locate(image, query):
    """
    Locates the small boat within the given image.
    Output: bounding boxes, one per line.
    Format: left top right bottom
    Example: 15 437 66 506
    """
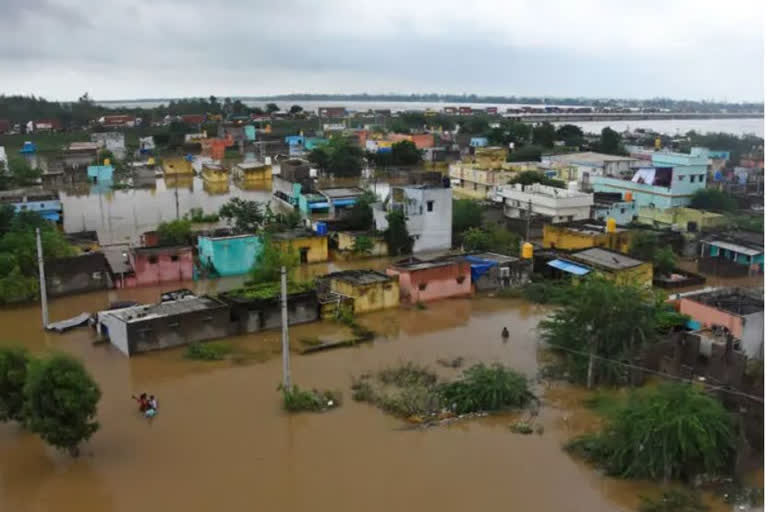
19 141 37 154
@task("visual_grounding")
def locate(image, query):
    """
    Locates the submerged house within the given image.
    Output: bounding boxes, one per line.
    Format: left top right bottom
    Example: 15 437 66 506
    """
219 285 319 334
327 270 400 313
387 257 472 304
569 247 653 286
97 295 231 356
232 161 271 183
0 188 63 224
272 230 328 264
542 222 633 254
45 252 114 297
197 232 262 277
464 253 531 291
334 231 389 258
126 246 194 287
678 288 764 359
699 231 764 276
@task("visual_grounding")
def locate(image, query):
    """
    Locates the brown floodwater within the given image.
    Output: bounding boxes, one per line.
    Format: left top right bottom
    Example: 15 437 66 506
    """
0 277 758 512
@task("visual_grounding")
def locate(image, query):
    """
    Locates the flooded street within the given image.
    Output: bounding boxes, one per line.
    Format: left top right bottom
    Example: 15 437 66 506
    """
0 282 685 512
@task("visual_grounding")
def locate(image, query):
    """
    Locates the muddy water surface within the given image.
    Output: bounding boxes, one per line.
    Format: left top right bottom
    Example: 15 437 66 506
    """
0 285 742 512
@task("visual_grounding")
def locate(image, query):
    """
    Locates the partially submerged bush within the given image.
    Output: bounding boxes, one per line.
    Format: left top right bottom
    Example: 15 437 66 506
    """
378 361 438 388
566 383 736 481
185 342 232 361
638 490 708 512
439 363 534 414
281 384 340 413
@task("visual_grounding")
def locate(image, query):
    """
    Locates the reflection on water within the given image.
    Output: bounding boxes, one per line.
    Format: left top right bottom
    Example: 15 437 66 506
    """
61 177 275 244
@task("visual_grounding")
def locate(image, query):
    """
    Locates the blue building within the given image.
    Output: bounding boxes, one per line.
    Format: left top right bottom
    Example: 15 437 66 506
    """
0 189 63 223
197 233 262 277
470 137 488 148
592 192 637 225
87 164 114 183
591 148 709 209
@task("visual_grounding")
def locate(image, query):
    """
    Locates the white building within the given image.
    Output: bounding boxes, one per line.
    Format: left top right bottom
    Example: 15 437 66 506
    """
542 152 643 190
494 183 593 224
373 184 452 253
0 146 7 169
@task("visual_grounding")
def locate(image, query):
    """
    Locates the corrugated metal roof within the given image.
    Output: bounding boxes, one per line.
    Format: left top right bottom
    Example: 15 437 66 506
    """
547 259 591 276
709 241 762 257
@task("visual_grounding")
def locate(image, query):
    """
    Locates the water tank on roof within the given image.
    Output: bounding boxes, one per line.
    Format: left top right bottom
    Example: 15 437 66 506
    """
606 218 617 233
104 158 110 166
624 191 633 201
315 221 327 235
521 242 533 259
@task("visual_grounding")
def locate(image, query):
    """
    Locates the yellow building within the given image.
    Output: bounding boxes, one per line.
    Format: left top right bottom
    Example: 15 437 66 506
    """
570 247 653 287
449 159 540 199
542 223 633 254
328 270 400 314
162 157 194 175
233 161 272 184
334 231 388 259
201 163 229 184
273 231 328 264
637 207 725 232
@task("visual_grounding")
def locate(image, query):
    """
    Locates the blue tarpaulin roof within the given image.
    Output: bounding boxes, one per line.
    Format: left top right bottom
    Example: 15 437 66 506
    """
41 212 60 222
465 255 497 282
547 259 591 276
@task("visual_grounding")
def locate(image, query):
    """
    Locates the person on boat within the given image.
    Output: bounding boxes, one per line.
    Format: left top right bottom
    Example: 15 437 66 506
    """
501 327 510 340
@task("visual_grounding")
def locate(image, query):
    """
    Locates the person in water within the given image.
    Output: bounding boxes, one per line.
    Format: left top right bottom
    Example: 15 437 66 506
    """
501 327 510 339
132 393 149 412
144 395 159 418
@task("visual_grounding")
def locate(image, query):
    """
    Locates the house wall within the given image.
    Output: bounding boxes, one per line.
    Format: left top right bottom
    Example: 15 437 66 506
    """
388 263 472 304
98 311 130 356
330 278 400 313
679 299 744 339
592 200 637 225
198 235 262 277
609 263 653 287
87 165 114 182
542 225 632 253
637 207 725 232
227 293 319 334
276 235 328 263
335 232 388 257
47 269 113 296
125 307 231 355
132 249 194 286
741 312 764 359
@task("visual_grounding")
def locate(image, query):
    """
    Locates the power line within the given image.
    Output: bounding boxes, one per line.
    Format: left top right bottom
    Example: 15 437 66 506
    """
538 341 764 404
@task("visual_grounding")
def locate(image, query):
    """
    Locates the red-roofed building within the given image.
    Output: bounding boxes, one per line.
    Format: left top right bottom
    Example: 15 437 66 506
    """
181 114 205 125
99 115 136 128
0 120 11 134
34 119 62 131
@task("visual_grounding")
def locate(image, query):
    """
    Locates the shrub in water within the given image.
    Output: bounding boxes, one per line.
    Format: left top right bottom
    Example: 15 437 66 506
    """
185 342 232 361
438 363 534 414
281 385 340 412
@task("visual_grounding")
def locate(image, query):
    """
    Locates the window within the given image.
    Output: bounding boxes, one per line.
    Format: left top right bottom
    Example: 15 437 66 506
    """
698 175 704 182
418 283 427 291
148 256 158 264
678 175 684 181
620 208 626 214
689 175 695 183
456 275 466 284
427 200 434 212
40 203 45 208
171 255 179 262
473 183 478 191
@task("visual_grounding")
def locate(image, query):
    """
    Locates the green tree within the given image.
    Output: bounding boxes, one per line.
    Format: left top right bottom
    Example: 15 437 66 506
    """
539 277 658 387
326 136 364 177
265 103 280 114
353 235 374 255
532 122 556 148
462 227 491 251
23 354 101 457
629 231 678 276
249 235 299 285
390 140 423 165
509 170 565 188
7 156 41 187
459 116 489 135
567 383 736 481
0 346 30 422
289 105 303 114
339 190 376 231
219 198 265 233
599 127 626 155
507 145 543 162
308 147 330 171
156 218 192 246
555 124 584 146
653 246 678 276
452 199 484 243
689 188 738 212
383 210 413 256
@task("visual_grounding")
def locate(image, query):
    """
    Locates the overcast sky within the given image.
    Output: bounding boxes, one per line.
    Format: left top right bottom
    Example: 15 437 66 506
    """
0 0 764 102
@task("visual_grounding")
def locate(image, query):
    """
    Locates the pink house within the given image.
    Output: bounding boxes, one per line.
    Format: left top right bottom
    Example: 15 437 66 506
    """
678 288 764 359
127 246 194 287
387 257 472 304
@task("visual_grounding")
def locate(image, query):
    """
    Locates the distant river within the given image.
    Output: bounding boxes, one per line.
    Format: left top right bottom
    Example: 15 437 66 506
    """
570 117 763 137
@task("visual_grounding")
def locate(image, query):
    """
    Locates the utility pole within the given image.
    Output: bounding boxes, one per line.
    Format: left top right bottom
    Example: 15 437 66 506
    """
280 266 292 389
174 185 180 220
36 228 49 328
525 199 532 241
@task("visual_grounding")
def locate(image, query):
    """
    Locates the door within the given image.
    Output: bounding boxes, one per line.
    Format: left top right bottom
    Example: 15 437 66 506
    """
299 247 309 264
